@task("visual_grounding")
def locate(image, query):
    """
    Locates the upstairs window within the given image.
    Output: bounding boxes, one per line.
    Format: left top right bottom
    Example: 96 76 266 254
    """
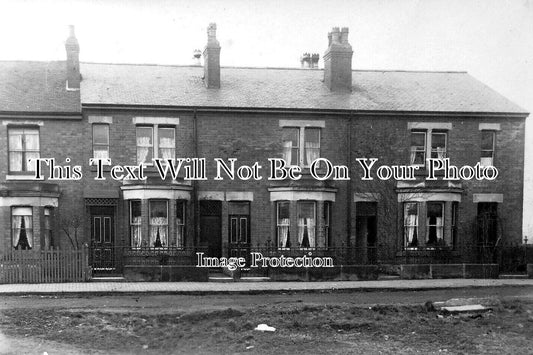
282 127 321 167
136 126 175 165
8 128 40 173
92 124 110 161
409 129 447 166
480 131 495 166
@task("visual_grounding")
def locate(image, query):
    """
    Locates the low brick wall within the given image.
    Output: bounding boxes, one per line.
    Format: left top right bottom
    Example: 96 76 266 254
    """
123 265 209 282
268 265 379 281
400 264 499 279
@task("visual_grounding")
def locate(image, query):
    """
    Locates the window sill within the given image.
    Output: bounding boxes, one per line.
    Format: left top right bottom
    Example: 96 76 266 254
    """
6 174 41 181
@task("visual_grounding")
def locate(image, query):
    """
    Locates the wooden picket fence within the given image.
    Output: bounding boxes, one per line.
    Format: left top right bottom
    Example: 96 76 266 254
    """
0 247 90 284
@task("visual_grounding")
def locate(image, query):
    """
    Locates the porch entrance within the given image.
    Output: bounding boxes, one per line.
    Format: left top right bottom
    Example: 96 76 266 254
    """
89 206 121 275
355 202 377 264
200 201 222 258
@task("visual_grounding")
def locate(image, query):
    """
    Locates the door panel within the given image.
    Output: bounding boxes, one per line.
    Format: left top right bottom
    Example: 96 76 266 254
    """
200 201 222 258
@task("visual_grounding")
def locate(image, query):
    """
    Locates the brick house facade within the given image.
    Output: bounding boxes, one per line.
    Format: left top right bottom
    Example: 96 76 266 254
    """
0 25 528 277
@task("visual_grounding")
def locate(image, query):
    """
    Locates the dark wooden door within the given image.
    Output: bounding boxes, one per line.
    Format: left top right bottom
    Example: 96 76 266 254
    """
229 215 250 261
200 201 222 258
89 206 119 275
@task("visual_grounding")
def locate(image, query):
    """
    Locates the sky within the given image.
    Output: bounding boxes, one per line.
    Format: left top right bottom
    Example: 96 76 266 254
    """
1 0 532 240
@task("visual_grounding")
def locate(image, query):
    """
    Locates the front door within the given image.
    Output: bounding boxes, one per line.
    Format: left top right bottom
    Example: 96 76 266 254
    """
229 215 250 261
200 201 222 258
355 202 378 264
89 206 119 275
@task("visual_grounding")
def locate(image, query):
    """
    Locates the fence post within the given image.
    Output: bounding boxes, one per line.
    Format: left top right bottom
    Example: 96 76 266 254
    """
82 243 90 281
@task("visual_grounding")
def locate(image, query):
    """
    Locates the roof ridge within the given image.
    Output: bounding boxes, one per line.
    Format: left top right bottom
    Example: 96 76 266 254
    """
80 62 467 74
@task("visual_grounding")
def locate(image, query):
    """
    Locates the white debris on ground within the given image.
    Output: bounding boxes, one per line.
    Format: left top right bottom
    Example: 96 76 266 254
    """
440 305 488 313
254 324 276 332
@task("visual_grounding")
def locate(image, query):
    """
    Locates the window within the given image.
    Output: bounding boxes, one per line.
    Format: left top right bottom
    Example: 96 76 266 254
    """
426 202 444 246
324 202 331 248
130 201 142 248
282 127 320 167
480 131 495 166
136 126 175 165
12 207 33 250
149 200 168 248
452 202 458 249
92 124 110 161
277 201 290 248
409 130 447 166
410 131 426 165
8 128 40 173
44 207 54 249
297 201 316 248
404 202 419 248
175 200 186 248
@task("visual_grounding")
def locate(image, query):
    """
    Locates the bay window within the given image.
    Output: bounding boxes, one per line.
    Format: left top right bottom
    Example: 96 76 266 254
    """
426 202 444 246
149 200 168 248
276 201 290 248
130 201 142 248
175 200 186 248
298 201 316 248
404 202 419 248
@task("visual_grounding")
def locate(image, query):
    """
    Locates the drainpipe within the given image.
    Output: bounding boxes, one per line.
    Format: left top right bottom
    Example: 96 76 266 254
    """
347 112 353 246
193 108 200 247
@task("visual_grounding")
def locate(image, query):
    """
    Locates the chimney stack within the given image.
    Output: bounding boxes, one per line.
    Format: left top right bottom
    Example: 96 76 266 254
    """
203 23 221 89
65 25 80 90
323 26 353 91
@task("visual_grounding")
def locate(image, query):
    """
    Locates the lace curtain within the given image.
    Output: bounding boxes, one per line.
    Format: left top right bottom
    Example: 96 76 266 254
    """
298 218 316 247
159 137 175 160
137 136 151 164
131 217 142 248
305 142 320 166
12 215 33 249
278 218 290 247
150 217 168 247
282 141 292 165
405 215 417 245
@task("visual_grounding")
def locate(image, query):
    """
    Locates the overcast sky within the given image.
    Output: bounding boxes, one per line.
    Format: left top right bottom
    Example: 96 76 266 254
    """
1 0 532 239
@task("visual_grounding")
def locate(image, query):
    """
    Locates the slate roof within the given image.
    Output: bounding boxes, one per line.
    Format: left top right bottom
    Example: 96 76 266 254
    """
80 63 527 114
0 61 81 114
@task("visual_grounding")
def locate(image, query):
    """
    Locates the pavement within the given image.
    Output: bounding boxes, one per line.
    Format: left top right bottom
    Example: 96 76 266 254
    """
0 278 532 295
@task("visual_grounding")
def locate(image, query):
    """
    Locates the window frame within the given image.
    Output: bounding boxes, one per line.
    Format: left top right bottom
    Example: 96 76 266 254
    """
8 127 40 174
276 201 291 249
409 129 448 167
149 199 169 249
403 202 419 249
480 130 496 166
282 127 321 167
12 206 33 250
130 200 142 248
324 201 331 249
43 207 54 249
426 201 445 246
92 123 110 162
136 125 176 165
175 200 186 248
297 200 317 249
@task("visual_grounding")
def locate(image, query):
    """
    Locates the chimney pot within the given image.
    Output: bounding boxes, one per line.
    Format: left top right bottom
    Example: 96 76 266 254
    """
203 23 221 88
323 26 353 91
65 25 80 90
